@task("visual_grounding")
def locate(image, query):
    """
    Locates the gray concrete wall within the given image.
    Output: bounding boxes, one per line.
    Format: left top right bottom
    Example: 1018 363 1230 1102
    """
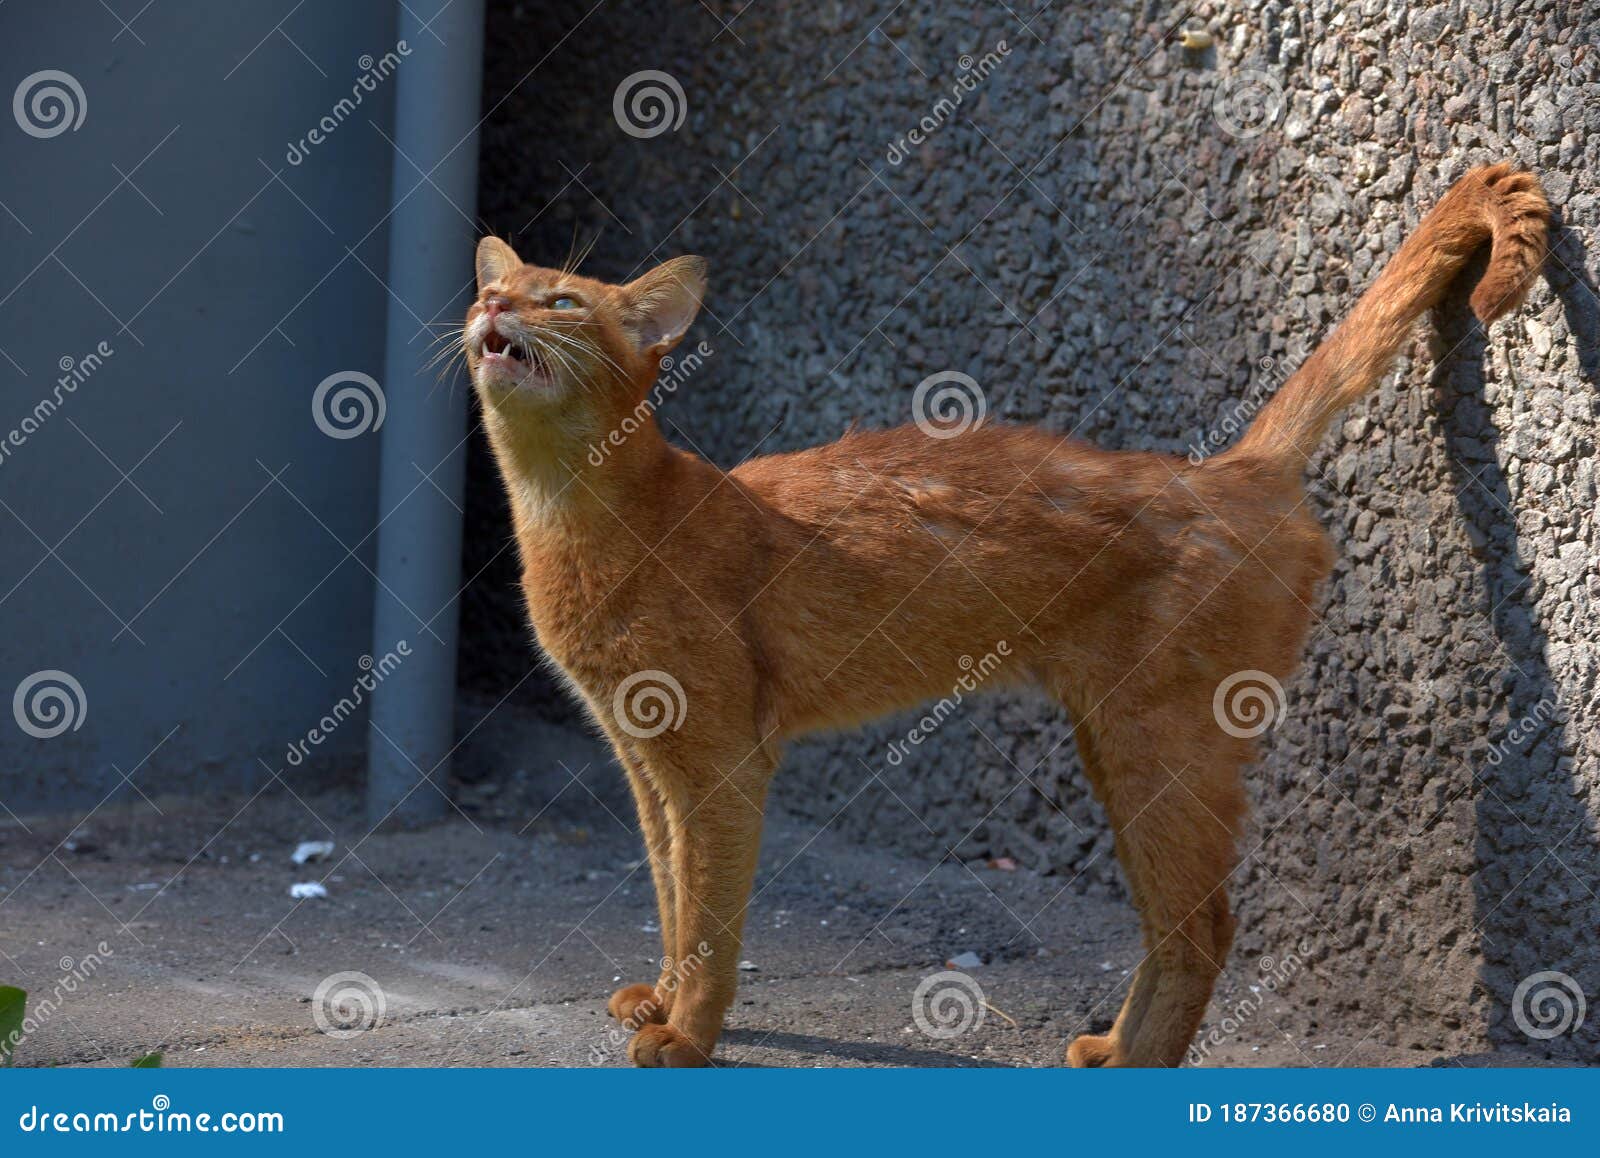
0 1 400 810
472 0 1599 1058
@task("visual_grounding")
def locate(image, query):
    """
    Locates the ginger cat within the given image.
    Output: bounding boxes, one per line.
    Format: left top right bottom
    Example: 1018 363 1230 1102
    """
464 164 1548 1067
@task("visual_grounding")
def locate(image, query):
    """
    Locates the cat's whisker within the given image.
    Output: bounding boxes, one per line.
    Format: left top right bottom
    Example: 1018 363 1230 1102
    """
430 351 469 393
425 343 469 375
538 326 627 384
562 230 601 278
424 341 472 371
424 328 468 352
527 331 582 389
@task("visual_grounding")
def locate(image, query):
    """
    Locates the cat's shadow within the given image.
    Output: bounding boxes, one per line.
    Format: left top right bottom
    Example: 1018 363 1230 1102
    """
1437 218 1600 1056
719 1026 1015 1067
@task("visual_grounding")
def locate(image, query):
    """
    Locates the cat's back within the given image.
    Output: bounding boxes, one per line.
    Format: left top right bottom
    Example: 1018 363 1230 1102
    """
730 421 1174 526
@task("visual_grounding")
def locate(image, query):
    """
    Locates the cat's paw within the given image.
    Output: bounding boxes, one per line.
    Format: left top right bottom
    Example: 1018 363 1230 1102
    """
607 983 667 1026
628 1023 712 1068
1066 1032 1122 1068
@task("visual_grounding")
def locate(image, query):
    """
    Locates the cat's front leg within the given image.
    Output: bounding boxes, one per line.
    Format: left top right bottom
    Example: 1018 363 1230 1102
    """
607 747 676 1028
627 740 774 1068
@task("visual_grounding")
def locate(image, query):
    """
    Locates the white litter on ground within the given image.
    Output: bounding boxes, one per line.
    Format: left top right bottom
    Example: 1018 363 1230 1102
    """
945 951 985 970
288 882 328 900
291 840 335 865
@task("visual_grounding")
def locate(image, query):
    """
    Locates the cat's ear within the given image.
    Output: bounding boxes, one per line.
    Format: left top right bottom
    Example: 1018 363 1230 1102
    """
476 236 521 289
619 256 707 357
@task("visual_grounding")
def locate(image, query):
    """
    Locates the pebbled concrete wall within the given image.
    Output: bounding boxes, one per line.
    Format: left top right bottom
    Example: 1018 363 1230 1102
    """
470 0 1600 1058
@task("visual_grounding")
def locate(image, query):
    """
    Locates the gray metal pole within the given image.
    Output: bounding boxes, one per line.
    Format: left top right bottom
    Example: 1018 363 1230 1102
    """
365 0 485 827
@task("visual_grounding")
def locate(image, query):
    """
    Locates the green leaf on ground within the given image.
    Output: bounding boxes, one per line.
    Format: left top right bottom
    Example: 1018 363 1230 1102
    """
130 1052 164 1068
0 986 26 1067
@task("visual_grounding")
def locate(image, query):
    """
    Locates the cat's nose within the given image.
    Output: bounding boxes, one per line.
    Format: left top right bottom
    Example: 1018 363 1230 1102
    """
482 295 512 319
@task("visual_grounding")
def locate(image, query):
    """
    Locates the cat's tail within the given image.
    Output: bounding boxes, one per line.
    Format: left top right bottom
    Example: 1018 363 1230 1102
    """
1220 163 1548 471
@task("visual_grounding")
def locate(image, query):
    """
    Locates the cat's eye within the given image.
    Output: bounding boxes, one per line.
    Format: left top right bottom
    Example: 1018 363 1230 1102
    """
551 296 579 310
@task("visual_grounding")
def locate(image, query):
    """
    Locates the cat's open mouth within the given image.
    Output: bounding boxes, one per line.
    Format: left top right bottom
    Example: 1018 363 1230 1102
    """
478 329 551 380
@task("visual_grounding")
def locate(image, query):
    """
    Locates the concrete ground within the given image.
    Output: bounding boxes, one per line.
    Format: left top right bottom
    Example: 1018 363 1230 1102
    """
0 720 1546 1069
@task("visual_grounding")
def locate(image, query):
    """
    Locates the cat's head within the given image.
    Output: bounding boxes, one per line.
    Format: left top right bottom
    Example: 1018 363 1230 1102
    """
465 237 706 430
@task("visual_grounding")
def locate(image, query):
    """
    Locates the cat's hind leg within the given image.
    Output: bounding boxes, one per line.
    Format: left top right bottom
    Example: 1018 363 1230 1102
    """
1066 717 1246 1067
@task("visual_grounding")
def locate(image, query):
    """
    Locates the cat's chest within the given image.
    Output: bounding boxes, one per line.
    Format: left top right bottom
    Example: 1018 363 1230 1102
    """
518 553 641 687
